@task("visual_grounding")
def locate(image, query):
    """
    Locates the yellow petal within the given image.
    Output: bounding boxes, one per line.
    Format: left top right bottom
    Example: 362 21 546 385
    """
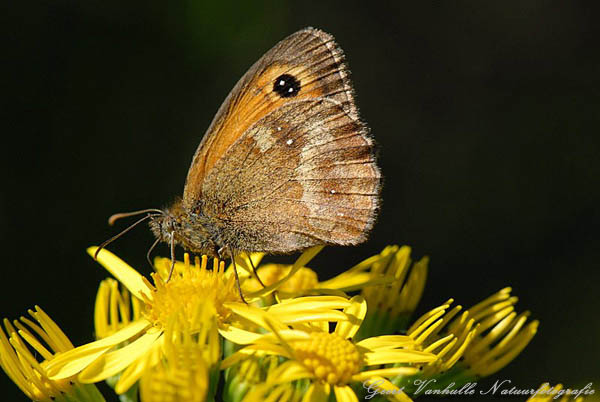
247 246 324 298
45 346 110 380
31 306 74 352
345 251 389 274
266 296 352 325
115 339 162 394
303 382 330 402
268 360 314 384
278 310 349 324
224 302 287 332
475 320 539 376
221 328 268 347
241 385 270 402
46 319 150 379
440 331 475 371
223 328 310 347
407 302 450 337
333 385 358 402
356 335 415 350
87 247 152 300
258 329 311 342
264 385 295 402
294 320 329 332
269 296 352 313
318 272 378 291
94 280 112 338
335 296 367 339
352 366 419 381
468 287 512 318
363 349 436 365
220 344 291 369
15 328 54 361
79 330 162 383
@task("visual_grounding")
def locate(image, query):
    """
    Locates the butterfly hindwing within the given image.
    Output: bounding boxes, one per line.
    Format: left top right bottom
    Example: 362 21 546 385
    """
199 98 380 253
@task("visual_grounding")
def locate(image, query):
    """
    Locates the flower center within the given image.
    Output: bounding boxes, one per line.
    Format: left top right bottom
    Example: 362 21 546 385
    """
291 332 362 385
143 255 242 331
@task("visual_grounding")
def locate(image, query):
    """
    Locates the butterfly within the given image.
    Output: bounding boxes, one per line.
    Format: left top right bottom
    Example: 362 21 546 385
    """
97 27 381 299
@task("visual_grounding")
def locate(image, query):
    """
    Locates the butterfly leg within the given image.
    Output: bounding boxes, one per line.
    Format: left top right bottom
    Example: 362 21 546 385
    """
227 248 248 304
146 237 161 270
248 256 266 288
166 231 176 282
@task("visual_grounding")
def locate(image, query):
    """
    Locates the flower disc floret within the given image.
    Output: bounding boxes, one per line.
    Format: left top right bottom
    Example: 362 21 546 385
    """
291 332 362 385
144 256 242 331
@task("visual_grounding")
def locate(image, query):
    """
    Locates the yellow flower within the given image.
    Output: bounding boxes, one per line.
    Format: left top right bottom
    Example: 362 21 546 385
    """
243 263 320 294
242 379 306 402
94 277 142 339
405 298 477 375
0 306 104 402
223 355 306 402
456 287 539 377
3 241 545 402
395 288 539 396
139 301 219 402
242 245 408 298
45 247 352 394
527 383 590 402
222 296 436 402
356 245 428 340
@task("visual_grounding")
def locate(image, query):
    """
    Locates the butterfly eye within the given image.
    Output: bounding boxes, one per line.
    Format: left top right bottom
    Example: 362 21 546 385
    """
273 74 301 98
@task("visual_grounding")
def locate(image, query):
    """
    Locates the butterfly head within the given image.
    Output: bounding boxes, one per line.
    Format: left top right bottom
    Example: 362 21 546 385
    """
148 204 182 245
148 200 219 257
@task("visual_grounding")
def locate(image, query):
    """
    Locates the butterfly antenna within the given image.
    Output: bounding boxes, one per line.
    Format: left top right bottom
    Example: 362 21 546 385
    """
108 208 165 226
94 213 161 260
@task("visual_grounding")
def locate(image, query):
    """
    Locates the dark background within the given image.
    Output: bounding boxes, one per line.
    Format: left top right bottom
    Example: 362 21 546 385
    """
2 1 599 400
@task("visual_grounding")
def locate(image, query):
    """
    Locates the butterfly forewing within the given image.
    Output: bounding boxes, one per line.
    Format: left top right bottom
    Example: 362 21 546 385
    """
183 27 360 209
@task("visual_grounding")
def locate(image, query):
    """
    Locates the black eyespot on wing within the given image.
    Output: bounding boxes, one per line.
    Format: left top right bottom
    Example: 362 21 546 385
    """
273 74 301 98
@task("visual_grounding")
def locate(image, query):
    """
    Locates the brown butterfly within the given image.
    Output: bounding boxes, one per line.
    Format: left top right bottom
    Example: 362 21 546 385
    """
97 27 381 299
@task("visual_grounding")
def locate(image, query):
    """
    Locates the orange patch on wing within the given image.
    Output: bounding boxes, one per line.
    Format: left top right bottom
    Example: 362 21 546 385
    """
184 64 325 205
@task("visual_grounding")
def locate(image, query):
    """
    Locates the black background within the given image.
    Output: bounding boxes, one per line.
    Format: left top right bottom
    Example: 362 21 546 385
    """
2 1 599 400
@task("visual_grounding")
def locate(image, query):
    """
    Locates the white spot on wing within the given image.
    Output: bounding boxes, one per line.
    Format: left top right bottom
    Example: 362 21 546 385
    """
253 126 277 153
